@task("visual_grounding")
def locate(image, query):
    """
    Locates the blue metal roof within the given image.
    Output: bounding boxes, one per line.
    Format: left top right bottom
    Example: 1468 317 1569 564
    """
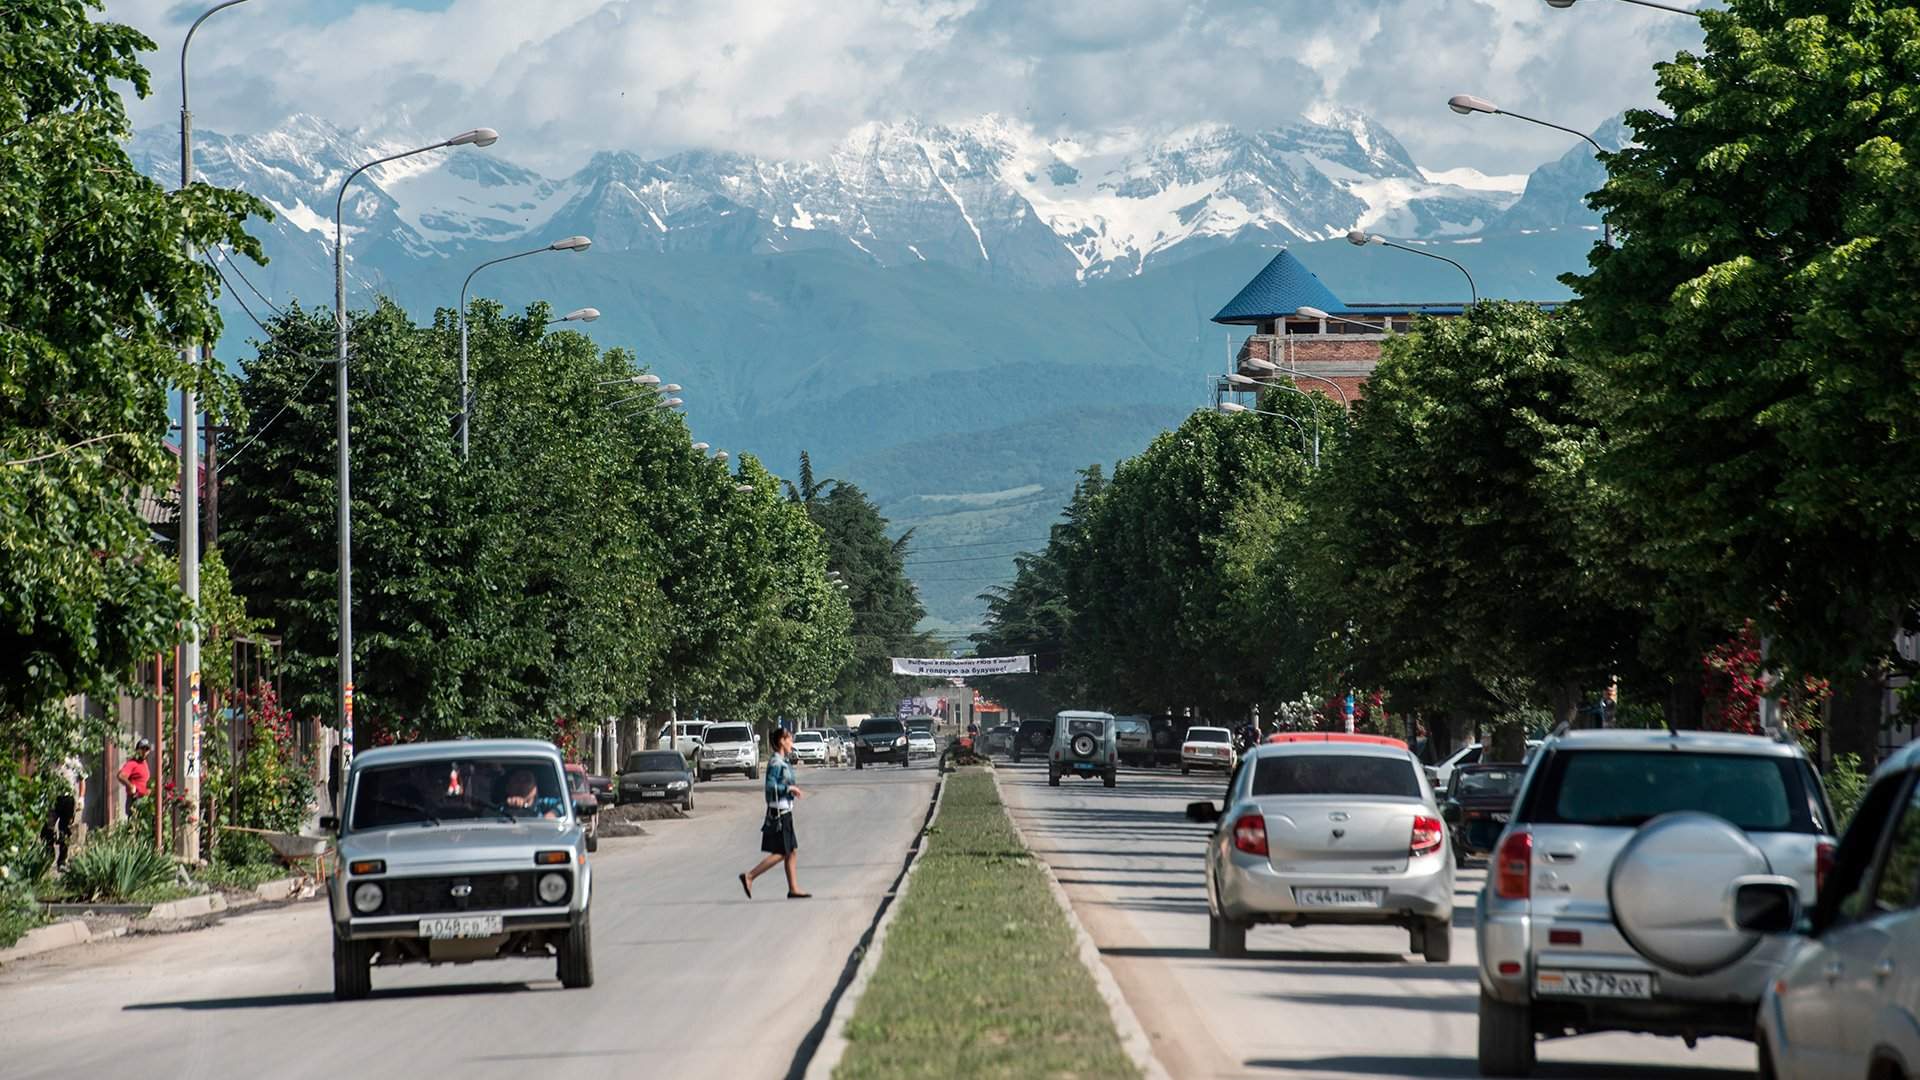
1211 250 1346 325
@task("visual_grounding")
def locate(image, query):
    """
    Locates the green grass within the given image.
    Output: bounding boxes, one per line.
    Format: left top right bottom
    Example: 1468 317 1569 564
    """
835 769 1139 1080
193 862 286 892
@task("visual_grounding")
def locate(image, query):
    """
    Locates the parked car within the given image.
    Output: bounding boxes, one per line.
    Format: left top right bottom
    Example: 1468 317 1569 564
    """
854 717 910 769
1150 714 1190 767
655 720 710 759
1012 717 1055 763
321 739 595 1000
1114 714 1154 767
1050 711 1118 787
791 729 832 766
616 750 695 812
1749 738 1919 1080
563 765 600 852
1474 729 1838 1077
1439 764 1523 867
696 722 759 781
1428 739 1544 791
1187 733 1453 963
565 761 613 804
1182 725 1237 775
829 726 854 763
982 724 1017 757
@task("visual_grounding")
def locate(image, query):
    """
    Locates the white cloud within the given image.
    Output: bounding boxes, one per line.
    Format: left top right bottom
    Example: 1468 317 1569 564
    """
109 0 1704 174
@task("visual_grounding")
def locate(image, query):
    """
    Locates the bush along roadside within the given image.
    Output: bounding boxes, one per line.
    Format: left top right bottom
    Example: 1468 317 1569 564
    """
835 769 1139 1079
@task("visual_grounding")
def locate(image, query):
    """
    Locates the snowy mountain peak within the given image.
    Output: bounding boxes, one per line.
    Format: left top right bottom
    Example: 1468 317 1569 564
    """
137 109 1609 285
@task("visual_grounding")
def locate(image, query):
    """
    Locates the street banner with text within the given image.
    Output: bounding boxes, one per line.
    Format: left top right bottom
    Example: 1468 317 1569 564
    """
890 655 1033 678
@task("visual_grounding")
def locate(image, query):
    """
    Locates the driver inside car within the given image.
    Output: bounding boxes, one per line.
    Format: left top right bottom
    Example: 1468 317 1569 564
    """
502 768 563 819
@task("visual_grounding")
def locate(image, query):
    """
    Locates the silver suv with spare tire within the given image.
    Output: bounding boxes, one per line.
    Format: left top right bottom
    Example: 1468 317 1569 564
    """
1474 729 1837 1076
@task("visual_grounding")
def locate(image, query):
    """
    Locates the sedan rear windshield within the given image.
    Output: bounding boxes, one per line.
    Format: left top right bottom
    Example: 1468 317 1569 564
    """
861 720 905 736
1187 728 1230 743
1251 754 1421 799
625 752 686 772
1457 769 1522 797
704 725 751 744
1528 750 1824 832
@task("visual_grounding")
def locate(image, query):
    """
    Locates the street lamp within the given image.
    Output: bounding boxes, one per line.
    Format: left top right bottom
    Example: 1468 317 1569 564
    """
1448 94 1613 246
334 125 497 767
713 450 730 462
597 373 660 387
1215 402 1315 465
735 483 756 494
547 307 599 326
459 235 592 457
1347 229 1478 305
1544 0 1700 16
1238 357 1352 410
175 0 257 858
660 384 682 393
1296 305 1388 336
691 442 710 452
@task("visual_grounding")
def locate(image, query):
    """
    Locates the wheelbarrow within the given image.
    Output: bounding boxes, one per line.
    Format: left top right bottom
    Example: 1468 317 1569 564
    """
216 825 333 879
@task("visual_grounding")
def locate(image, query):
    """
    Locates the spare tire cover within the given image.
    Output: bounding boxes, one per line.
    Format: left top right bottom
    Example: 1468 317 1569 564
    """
1072 733 1098 759
1608 811 1771 976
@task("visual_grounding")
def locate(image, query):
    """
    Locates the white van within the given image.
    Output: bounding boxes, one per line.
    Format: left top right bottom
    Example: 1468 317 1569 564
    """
655 721 710 760
696 722 758 781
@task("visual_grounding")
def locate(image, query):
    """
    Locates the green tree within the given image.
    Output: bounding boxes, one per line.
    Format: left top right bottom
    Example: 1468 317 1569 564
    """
1569 0 1920 763
1305 304 1650 747
796 466 931 714
972 466 1106 717
0 0 263 891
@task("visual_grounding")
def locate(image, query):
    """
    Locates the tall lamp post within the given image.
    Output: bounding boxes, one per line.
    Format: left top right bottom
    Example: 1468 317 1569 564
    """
1225 373 1324 465
1347 229 1478 305
457 235 592 457
1448 94 1614 246
176 0 256 859
1543 0 1700 16
1216 401 1316 465
334 127 497 772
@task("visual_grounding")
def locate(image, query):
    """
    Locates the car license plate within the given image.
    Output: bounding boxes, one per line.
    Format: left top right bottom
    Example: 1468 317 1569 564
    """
420 915 503 939
1293 887 1384 907
1536 969 1654 999
644 786 664 794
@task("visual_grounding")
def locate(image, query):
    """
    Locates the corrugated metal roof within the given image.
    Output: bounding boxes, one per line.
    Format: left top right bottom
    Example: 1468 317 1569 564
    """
1211 250 1347 325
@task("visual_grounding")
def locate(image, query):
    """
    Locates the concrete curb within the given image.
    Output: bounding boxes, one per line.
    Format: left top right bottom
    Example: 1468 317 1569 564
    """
799 769 950 1080
141 892 227 922
251 876 306 903
991 767 1173 1080
0 919 90 965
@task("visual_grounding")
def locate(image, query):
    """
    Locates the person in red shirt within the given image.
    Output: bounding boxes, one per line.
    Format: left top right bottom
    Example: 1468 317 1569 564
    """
118 738 151 817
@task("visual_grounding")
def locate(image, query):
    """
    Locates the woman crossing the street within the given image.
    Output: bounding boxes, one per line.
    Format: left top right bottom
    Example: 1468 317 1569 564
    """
739 727 810 899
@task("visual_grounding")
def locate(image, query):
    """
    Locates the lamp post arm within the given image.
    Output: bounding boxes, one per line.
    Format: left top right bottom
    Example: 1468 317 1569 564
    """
1377 239 1479 305
457 243 552 457
1490 110 1615 246
1618 0 1701 16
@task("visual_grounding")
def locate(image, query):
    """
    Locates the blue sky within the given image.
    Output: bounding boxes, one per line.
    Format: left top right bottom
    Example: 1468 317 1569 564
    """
117 0 1705 174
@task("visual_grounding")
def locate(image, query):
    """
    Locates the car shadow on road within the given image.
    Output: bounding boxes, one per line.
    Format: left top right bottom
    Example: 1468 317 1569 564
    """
1245 1054 1751 1078
1099 946 1410 964
1265 988 1478 1013
123 981 541 1011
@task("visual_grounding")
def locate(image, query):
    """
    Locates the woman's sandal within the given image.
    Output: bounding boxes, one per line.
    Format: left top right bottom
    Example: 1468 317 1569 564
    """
787 891 812 899
739 873 753 900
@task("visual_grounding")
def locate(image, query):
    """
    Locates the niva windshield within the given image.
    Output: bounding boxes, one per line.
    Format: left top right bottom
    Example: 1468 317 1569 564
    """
351 757 566 830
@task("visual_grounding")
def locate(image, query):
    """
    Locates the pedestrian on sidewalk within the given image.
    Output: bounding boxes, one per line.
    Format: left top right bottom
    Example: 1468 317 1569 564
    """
118 738 151 820
41 755 86 868
739 727 809 900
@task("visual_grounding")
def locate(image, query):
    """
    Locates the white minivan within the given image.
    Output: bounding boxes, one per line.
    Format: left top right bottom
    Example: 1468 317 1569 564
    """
696 722 759 782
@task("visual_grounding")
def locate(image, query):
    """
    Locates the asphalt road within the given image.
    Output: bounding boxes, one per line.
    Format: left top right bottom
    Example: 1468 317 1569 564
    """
0 758 937 1080
995 759 1760 1080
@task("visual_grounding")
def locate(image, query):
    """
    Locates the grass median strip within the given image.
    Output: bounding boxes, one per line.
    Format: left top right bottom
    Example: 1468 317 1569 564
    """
836 768 1139 1080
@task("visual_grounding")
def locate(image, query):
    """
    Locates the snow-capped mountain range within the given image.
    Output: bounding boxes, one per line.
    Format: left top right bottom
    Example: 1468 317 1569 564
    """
131 109 1593 288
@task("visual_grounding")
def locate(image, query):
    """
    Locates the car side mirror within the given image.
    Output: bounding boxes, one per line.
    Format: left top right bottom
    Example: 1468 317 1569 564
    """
1441 801 1462 825
1185 800 1221 824
573 799 599 819
318 814 339 832
1730 876 1801 934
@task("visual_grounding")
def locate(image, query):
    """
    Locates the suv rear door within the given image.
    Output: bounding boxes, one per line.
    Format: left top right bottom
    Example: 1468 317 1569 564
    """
1518 746 1833 972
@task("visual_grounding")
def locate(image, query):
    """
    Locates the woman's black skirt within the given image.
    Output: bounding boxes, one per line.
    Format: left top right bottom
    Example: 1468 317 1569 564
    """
761 809 798 855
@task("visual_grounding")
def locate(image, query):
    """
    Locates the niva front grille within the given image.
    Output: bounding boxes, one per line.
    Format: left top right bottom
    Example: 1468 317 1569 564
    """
380 872 537 915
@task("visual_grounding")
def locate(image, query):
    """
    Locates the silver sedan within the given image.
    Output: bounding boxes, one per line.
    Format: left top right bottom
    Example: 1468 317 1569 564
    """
1186 734 1456 962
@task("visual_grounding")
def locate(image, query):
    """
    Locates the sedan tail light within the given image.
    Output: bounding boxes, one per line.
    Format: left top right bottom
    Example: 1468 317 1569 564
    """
1232 812 1268 856
1495 831 1532 900
1815 840 1836 894
1410 814 1443 857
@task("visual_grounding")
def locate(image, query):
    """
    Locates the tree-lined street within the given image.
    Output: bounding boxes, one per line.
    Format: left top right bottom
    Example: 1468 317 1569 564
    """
0 763 938 1079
